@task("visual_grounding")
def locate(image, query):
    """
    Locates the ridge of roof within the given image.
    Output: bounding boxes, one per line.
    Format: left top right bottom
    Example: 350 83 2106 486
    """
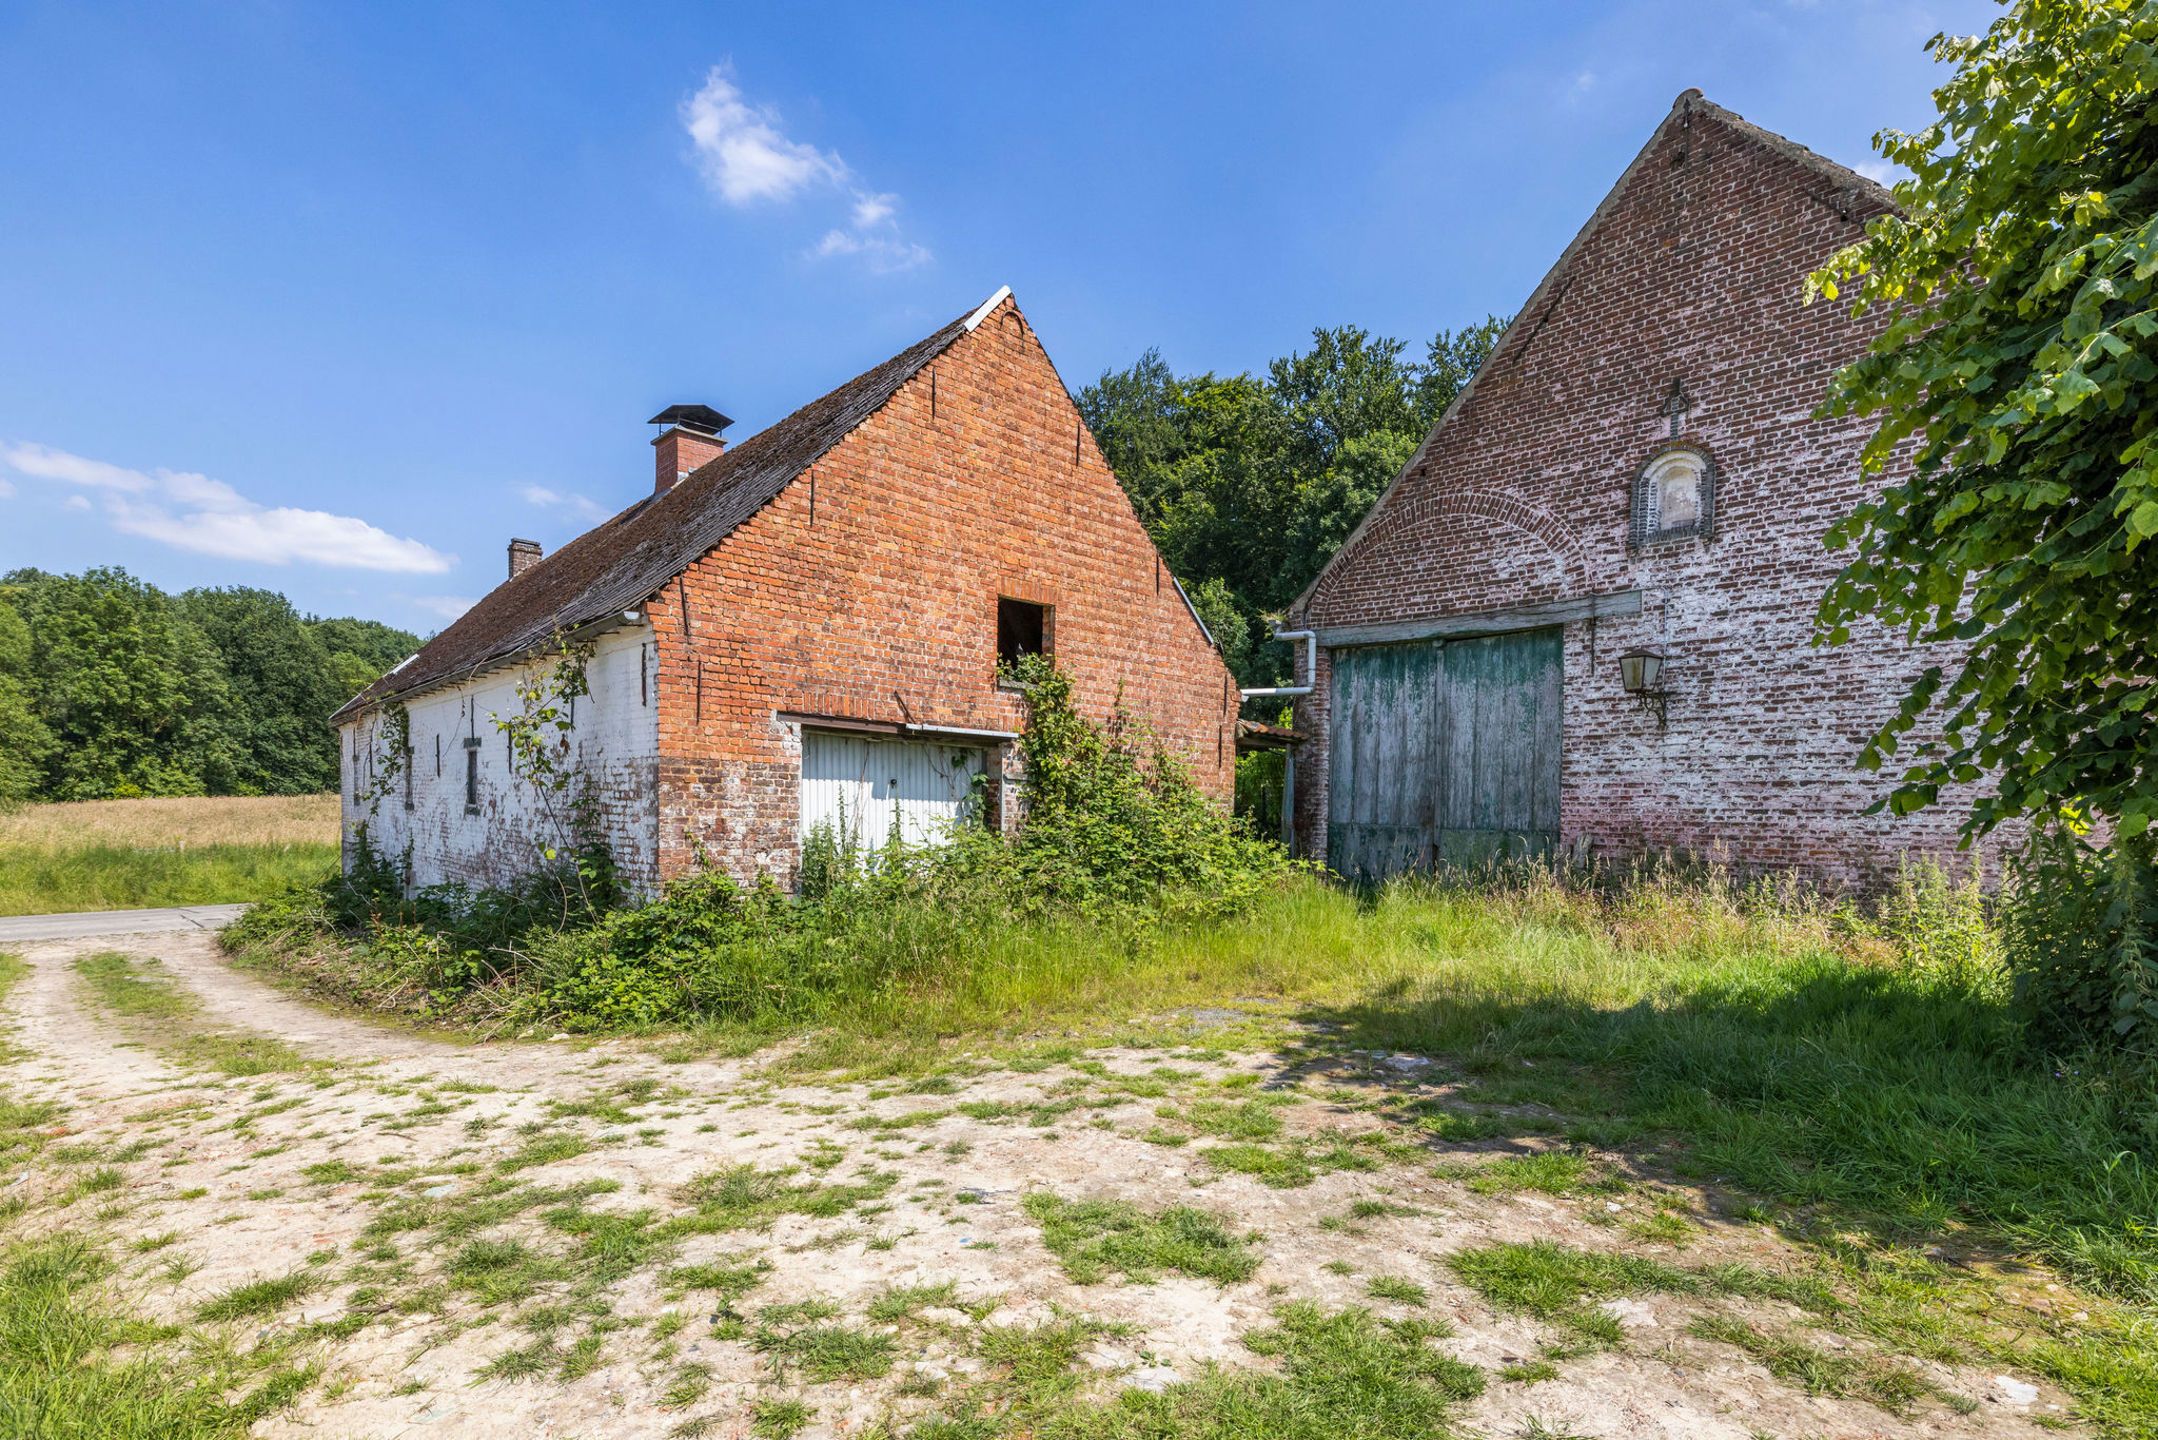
1288 91 1892 621
333 287 1012 722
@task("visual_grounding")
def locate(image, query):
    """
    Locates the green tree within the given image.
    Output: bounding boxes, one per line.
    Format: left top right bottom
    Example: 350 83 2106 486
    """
0 594 55 806
0 569 421 803
1809 0 2158 840
5 567 242 798
1079 316 1506 687
179 586 342 794
1418 315 1511 426
310 615 421 714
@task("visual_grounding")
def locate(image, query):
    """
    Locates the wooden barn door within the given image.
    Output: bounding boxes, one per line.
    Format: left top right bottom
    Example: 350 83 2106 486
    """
1326 628 1561 883
1324 640 1444 884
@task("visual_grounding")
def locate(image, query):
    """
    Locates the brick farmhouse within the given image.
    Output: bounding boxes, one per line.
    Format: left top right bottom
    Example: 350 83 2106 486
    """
1287 92 1990 887
334 289 1239 894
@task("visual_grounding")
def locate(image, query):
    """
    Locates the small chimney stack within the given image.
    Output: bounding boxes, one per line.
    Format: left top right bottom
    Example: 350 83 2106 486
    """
648 404 732 495
508 538 542 580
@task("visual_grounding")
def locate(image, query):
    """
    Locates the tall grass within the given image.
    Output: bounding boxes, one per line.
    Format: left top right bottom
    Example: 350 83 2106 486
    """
0 795 338 915
1298 875 2158 1306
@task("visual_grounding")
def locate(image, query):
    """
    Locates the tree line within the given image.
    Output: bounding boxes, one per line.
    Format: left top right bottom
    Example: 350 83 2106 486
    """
1078 317 1507 686
0 567 419 805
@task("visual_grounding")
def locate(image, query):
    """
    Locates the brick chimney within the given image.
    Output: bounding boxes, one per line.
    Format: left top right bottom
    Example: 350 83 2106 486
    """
648 404 732 495
508 538 541 580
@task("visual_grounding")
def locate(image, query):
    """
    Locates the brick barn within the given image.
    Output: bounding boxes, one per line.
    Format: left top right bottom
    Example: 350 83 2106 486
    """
1286 92 1985 887
334 288 1239 894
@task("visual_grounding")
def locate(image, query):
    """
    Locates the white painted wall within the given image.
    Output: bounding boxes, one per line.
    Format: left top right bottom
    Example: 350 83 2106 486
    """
338 622 660 894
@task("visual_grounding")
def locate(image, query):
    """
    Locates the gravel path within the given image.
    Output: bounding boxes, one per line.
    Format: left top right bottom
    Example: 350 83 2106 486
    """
0 927 2078 1439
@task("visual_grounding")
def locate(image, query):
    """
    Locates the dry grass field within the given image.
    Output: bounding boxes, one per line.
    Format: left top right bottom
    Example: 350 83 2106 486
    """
0 795 339 916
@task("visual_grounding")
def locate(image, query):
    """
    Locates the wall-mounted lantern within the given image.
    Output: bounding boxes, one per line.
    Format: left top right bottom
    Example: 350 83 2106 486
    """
1618 647 1668 726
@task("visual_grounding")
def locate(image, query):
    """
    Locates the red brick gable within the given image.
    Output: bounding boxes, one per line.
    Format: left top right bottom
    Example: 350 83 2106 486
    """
648 295 1241 883
1288 94 1995 885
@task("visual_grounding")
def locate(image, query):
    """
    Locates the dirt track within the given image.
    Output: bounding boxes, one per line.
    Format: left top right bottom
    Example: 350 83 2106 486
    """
1 929 2077 1439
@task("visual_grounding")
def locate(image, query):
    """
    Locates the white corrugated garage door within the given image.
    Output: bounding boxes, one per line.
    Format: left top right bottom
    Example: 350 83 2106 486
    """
800 730 987 851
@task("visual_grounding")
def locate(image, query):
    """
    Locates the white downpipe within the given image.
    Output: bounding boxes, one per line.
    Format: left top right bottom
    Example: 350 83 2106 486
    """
1239 629 1316 699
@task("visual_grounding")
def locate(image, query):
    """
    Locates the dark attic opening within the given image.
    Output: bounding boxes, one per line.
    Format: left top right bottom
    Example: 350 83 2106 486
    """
996 597 1048 672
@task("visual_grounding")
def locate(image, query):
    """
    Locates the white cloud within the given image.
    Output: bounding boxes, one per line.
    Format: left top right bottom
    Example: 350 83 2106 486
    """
0 476 12 499
682 63 930 271
2 441 454 573
519 483 609 522
63 494 90 511
411 595 478 621
812 227 932 274
2 441 154 492
850 191 896 228
1854 159 1902 185
683 65 846 205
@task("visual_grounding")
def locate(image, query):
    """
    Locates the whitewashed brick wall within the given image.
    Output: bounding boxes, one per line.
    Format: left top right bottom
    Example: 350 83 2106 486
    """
339 622 660 894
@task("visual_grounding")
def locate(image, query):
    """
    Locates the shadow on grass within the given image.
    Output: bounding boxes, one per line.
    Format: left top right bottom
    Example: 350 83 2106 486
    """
1275 956 2158 1306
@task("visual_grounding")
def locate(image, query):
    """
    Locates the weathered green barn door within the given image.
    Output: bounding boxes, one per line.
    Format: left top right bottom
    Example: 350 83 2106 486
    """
1324 640 1444 884
1326 627 1561 883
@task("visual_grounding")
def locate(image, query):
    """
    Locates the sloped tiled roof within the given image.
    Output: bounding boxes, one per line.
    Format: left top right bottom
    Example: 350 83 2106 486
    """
335 290 1007 721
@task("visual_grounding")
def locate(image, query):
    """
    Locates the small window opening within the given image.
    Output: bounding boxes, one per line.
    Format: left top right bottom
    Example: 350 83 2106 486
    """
464 740 481 814
996 597 1048 675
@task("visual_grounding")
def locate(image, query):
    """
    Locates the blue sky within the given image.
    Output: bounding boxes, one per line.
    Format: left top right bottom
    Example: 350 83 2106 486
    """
0 0 1992 633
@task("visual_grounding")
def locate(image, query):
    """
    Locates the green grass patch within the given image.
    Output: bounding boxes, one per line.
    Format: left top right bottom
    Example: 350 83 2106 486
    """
661 1257 770 1303
1445 1151 1591 1196
751 1313 895 1383
1162 1097 1287 1142
0 839 335 917
750 1396 813 1438
1449 1241 1694 1344
1688 1313 1935 1412
1023 1192 1258 1285
446 1238 567 1307
1203 1134 1381 1189
496 1134 591 1173
866 1281 959 1322
195 1270 323 1323
672 1163 896 1231
0 1234 310 1437
0 1091 63 1175
1062 1303 1482 1439
1366 1275 1428 1307
0 950 27 1062
72 952 311 1076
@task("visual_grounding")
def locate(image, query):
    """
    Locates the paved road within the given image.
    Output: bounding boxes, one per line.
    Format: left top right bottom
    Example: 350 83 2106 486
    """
0 903 249 943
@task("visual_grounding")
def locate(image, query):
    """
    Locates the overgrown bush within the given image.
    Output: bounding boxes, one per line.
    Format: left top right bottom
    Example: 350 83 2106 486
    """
2004 828 2158 1060
973 654 1288 918
231 654 1288 1030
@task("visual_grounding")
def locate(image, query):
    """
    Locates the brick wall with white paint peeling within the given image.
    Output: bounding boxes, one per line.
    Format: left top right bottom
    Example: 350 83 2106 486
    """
1292 106 2005 888
339 622 660 893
